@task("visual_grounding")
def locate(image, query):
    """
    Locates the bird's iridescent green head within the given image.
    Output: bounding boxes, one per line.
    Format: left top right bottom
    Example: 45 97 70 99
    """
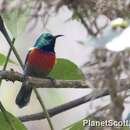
34 33 63 52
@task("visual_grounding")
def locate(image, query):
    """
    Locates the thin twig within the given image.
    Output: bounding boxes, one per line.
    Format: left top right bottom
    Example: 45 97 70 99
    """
0 38 15 86
3 38 15 70
34 88 55 130
72 6 96 36
0 16 24 68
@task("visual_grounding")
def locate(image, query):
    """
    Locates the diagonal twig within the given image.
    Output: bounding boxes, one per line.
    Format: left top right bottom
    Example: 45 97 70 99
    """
18 89 109 122
0 38 15 86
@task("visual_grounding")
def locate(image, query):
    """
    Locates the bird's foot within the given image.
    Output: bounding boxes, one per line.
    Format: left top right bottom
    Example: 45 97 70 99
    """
10 68 14 72
22 75 30 86
46 76 56 86
8 68 15 82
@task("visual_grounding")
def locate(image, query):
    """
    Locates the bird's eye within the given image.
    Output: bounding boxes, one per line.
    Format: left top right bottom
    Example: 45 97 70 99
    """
47 36 51 38
47 34 53 38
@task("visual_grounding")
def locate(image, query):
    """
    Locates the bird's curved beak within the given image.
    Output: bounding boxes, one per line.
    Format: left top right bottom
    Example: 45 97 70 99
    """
54 35 64 39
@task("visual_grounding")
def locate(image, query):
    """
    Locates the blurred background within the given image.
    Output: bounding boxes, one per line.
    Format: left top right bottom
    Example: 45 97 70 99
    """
0 0 130 130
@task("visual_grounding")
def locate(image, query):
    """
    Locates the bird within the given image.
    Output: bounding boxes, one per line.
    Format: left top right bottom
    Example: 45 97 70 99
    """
15 33 63 108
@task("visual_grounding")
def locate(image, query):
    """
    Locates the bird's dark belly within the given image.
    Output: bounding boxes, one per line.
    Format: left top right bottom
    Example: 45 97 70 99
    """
24 63 50 78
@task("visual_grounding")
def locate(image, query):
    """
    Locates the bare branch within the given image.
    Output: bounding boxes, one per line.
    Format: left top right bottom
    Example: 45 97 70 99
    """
0 70 89 88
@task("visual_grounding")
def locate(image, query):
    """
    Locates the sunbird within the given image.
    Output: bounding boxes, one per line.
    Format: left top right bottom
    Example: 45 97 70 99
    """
16 33 63 108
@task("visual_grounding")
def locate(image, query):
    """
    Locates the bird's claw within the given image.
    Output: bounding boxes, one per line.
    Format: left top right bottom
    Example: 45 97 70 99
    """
10 68 14 72
46 77 56 86
22 75 29 84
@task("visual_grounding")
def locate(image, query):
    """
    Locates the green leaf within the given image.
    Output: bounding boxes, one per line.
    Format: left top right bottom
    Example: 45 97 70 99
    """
72 12 80 20
122 127 130 130
111 18 129 29
0 52 15 65
69 120 85 130
2 8 30 37
0 112 27 130
49 58 85 80
63 119 85 130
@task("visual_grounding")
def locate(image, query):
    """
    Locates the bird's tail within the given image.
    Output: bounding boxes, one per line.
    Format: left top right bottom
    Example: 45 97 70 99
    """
15 84 32 108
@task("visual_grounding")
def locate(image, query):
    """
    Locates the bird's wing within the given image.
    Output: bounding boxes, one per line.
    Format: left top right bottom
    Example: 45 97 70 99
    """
24 47 34 65
23 47 35 75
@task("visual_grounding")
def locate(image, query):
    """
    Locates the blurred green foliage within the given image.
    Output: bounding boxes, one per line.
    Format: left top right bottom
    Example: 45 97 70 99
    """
123 127 130 130
49 58 85 80
69 120 85 130
0 52 15 65
0 112 27 130
2 9 30 37
63 119 85 130
111 18 129 29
